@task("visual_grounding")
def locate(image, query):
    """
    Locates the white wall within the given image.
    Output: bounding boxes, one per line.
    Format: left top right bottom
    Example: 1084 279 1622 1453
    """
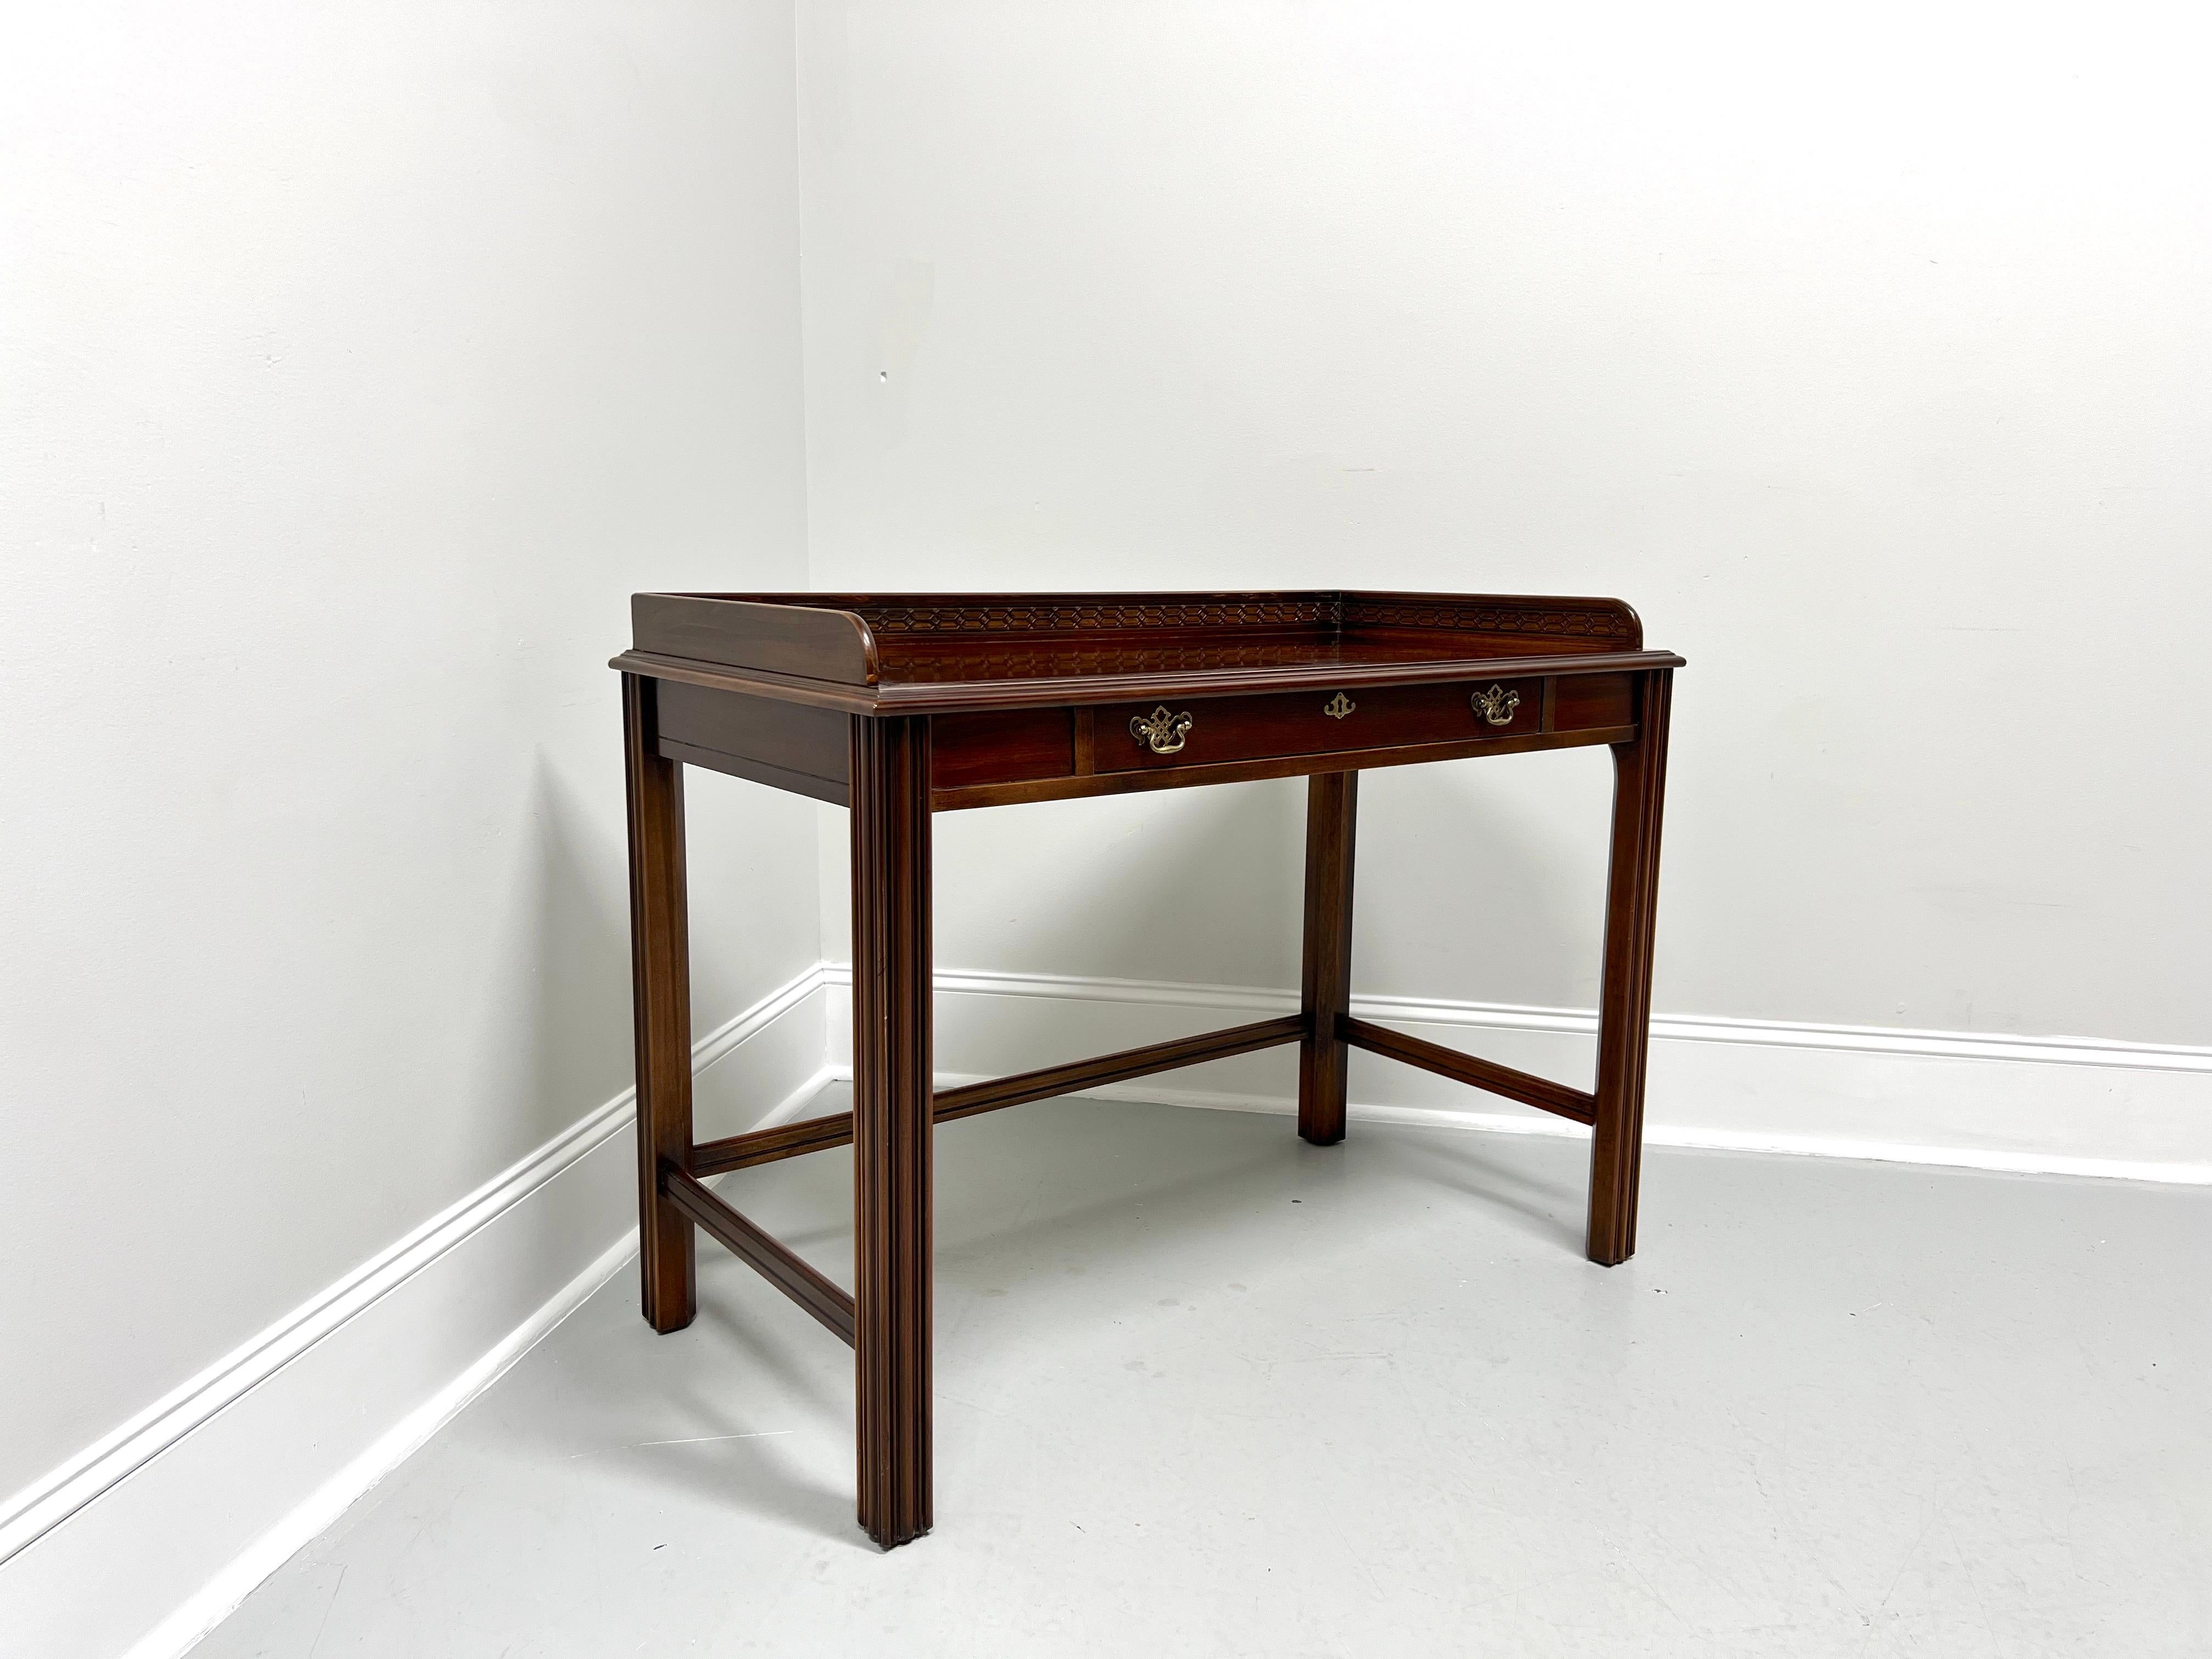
797 0 2212 1048
0 0 817 1512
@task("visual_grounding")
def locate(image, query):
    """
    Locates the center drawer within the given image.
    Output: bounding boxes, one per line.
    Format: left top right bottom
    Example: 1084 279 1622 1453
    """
1096 677 1541 773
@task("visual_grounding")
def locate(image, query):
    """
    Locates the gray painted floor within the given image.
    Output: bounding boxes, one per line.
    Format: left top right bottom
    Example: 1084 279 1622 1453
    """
194 1093 2212 1657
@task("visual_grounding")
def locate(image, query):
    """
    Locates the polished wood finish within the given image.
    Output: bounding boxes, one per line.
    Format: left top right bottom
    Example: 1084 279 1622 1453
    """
919 668 1634 808
633 591 878 685
662 1165 857 1345
1072 706 1097 774
1297 773 1358 1144
637 589 1640 690
847 715 935 1549
611 589 1675 718
654 680 849 805
1551 670 1635 732
1341 1017 1597 1126
1338 589 1640 651
929 723 1636 813
1097 678 1542 776
613 641 1672 718
1587 668 1675 1266
622 673 695 1334
615 591 1681 1550
929 707 1073 791
936 1015 1306 1121
692 1015 1308 1178
690 1110 860 1177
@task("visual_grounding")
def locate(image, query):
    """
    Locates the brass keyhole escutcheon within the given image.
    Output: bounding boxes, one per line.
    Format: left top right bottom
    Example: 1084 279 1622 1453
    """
1323 692 1355 720
1130 706 1194 754
1471 684 1521 727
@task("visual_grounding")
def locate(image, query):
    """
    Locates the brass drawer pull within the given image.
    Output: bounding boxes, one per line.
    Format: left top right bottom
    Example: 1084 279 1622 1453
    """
1130 706 1194 754
1471 684 1521 727
1322 692 1355 719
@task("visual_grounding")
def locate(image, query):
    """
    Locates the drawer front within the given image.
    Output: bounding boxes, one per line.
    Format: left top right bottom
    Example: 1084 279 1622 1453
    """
1098 677 1543 773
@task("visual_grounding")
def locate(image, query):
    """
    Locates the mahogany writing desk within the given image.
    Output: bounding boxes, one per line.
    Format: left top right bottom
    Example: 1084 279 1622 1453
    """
611 590 1683 1549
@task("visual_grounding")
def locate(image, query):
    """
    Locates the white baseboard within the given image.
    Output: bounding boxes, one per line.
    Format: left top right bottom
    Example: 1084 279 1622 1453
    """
823 964 2212 1185
11 957 2205 1659
121 1233 640 1659
0 966 836 1659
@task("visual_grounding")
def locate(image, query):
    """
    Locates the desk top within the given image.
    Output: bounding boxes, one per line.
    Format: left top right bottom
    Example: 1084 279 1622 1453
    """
612 589 1684 715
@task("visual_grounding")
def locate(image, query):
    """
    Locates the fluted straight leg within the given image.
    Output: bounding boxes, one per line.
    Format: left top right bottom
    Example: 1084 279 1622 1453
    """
1587 669 1674 1266
848 714 934 1548
1298 771 1359 1145
623 673 696 1332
